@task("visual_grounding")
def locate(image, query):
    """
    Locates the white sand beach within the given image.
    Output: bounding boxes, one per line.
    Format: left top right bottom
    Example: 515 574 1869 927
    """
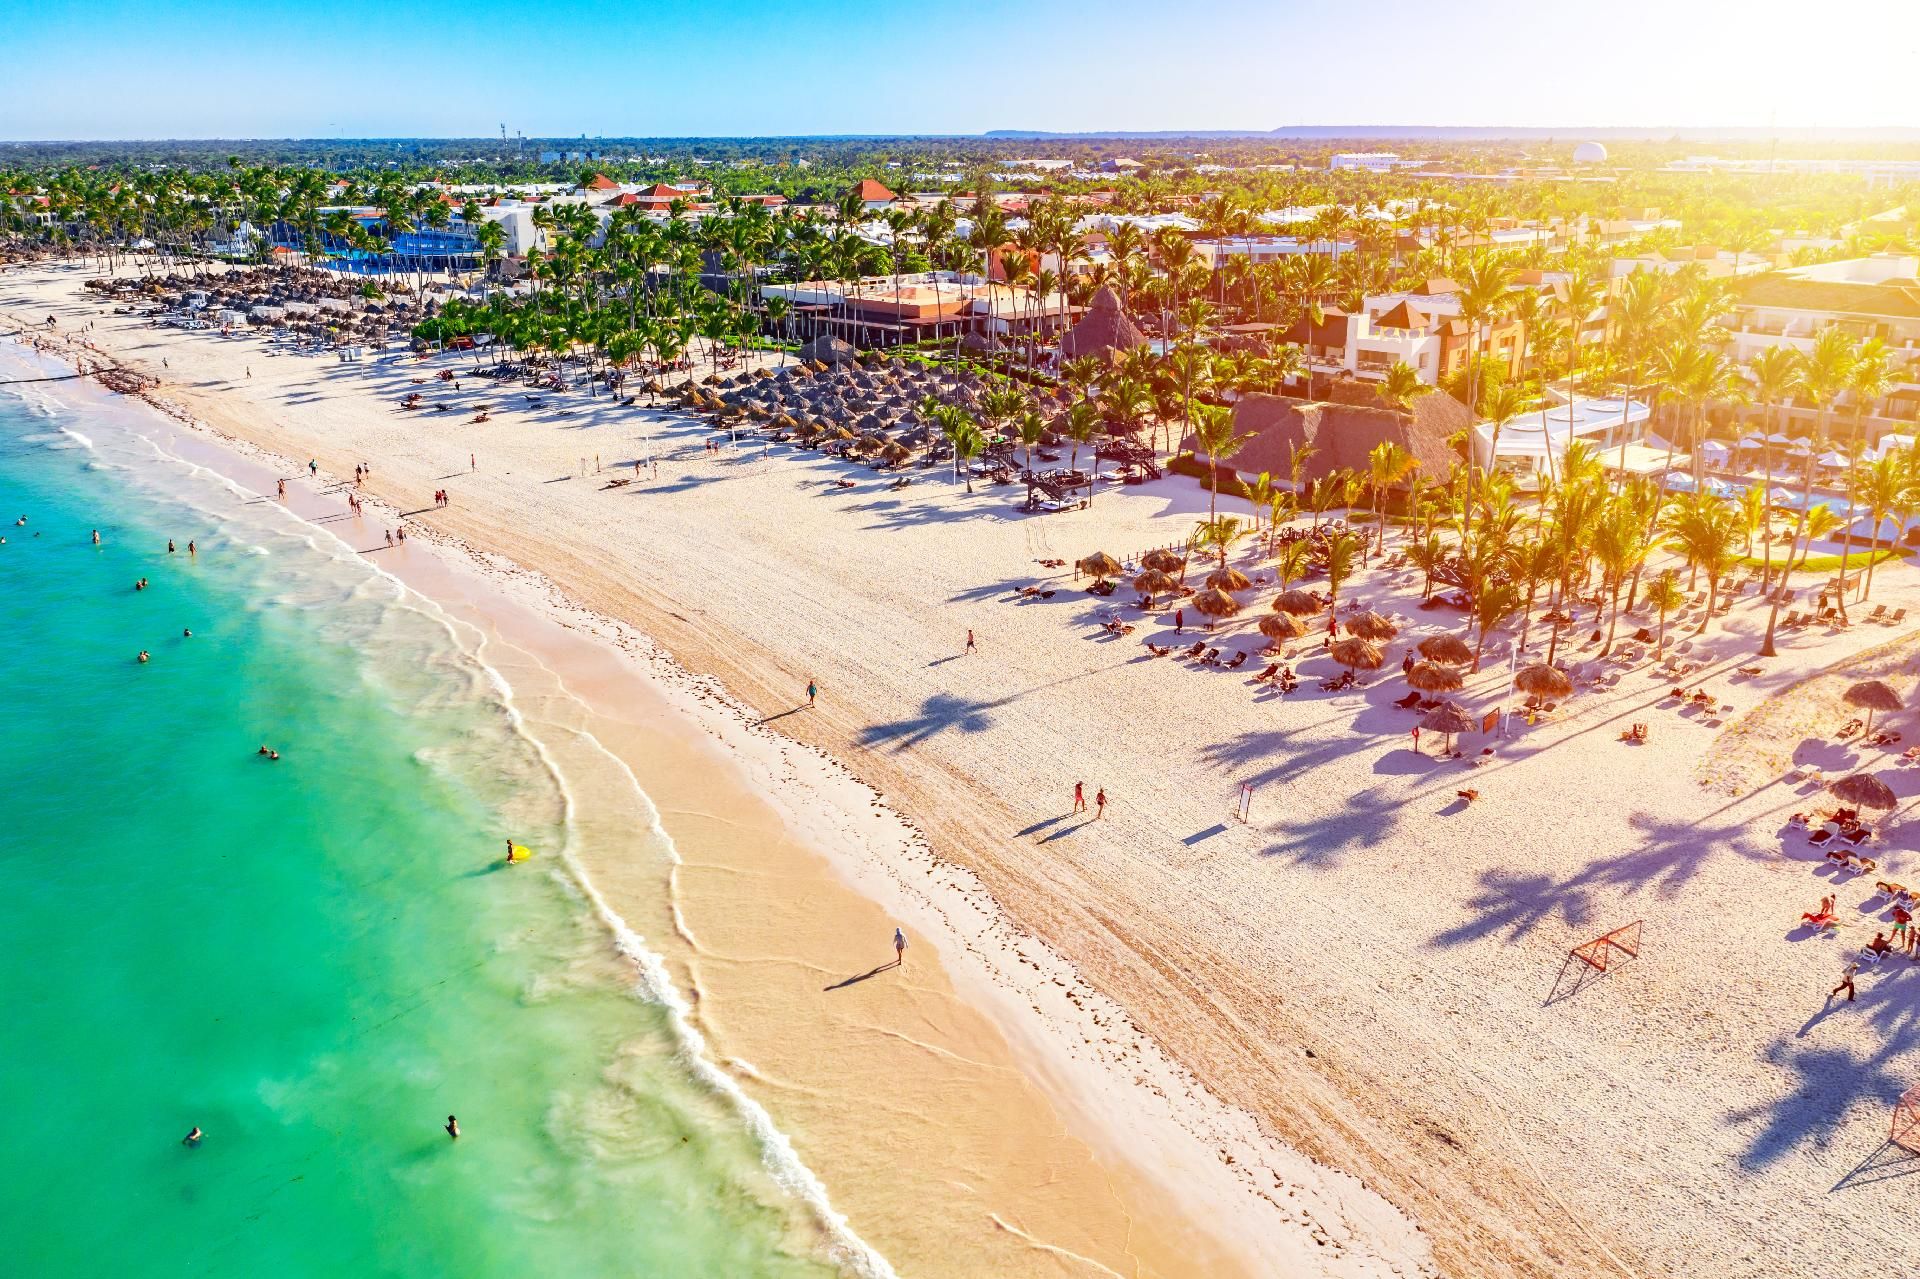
12 257 1920 1277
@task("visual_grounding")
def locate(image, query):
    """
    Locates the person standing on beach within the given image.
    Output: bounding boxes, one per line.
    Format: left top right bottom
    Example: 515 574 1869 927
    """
1073 782 1086 813
1094 788 1107 819
965 629 976 654
277 479 286 500
1174 608 1184 633
1411 727 1421 755
893 928 907 966
806 678 817 707
470 453 476 473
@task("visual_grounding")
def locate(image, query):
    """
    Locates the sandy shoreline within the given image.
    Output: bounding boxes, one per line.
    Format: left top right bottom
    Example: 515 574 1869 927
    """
0 265 1419 1276
19 255 1920 1278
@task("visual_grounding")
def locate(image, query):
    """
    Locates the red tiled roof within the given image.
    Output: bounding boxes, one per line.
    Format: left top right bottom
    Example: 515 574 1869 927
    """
583 174 620 191
853 179 896 202
1370 301 1429 331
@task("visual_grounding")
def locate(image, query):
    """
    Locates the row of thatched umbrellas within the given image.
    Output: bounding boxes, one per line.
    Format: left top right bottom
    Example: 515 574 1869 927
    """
677 358 1077 456
1081 546 1585 750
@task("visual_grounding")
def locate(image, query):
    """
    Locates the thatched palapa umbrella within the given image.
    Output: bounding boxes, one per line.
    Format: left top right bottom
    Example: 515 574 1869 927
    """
1273 588 1322 617
1142 548 1185 574
1191 587 1241 629
1330 637 1383 671
1078 552 1123 581
1514 663 1573 700
1206 565 1253 592
1830 771 1897 811
1418 634 1474 666
1406 661 1463 693
1134 568 1179 603
1843 680 1904 734
1419 700 1475 752
1258 612 1306 642
1345 610 1398 642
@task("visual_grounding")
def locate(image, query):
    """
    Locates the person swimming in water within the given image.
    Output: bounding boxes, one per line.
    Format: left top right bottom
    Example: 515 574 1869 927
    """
91 530 100 545
183 1127 202 1147
182 628 192 638
168 539 175 553
137 651 150 663
445 1115 460 1140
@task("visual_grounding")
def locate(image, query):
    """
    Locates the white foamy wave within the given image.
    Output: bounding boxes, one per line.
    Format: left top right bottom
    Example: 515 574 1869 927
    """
459 632 898 1279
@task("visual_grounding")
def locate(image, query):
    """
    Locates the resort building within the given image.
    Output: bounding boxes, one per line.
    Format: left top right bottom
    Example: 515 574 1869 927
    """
1328 152 1419 172
759 270 1075 349
851 179 898 211
1471 390 1658 485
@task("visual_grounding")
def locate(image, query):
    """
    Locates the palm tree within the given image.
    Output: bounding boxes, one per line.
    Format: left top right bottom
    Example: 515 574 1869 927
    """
1378 360 1427 411
1408 533 1448 601
1664 496 1745 633
1590 500 1651 655
1854 452 1908 601
1365 441 1417 556
1189 403 1248 528
1322 533 1362 636
1471 582 1521 673
1455 251 1518 484
1644 570 1685 652
1837 338 1895 610
1275 540 1311 590
1760 326 1855 655
951 421 986 493
1746 345 1804 593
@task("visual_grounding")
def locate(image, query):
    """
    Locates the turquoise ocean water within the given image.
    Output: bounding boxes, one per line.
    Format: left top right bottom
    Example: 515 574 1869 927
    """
0 345 859 1278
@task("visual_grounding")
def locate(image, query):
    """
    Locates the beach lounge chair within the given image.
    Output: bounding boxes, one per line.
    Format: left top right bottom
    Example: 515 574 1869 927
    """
1146 643 1172 657
1201 648 1221 666
1224 651 1249 670
1253 662 1280 682
1868 604 1888 623
1801 911 1838 930
1890 608 1908 625
1809 829 1834 845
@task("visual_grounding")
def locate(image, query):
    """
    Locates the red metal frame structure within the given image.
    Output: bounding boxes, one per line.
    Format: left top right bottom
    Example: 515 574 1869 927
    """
1893 1086 1920 1153
1570 921 1643 974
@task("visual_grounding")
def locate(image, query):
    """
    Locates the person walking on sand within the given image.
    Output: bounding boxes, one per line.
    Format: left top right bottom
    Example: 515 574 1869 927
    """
308 459 318 480
1073 781 1086 813
1411 726 1421 755
1831 963 1859 1003
1095 788 1107 819
277 479 286 500
1174 608 1184 633
806 678 817 707
893 928 907 966
965 629 976 654
445 1115 460 1140
470 453 476 473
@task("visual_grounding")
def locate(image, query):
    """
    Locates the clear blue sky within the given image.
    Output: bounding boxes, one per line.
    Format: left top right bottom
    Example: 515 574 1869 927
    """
6 0 1915 139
